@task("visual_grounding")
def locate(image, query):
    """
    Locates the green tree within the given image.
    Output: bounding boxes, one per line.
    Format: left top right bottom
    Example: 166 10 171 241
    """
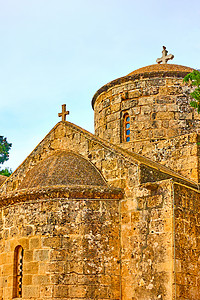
183 70 200 113
0 136 12 177
0 167 12 177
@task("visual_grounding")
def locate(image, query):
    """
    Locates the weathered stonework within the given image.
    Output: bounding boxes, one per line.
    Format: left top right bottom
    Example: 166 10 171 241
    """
174 183 199 300
0 62 199 299
0 176 7 186
0 196 121 299
93 64 200 183
129 132 200 182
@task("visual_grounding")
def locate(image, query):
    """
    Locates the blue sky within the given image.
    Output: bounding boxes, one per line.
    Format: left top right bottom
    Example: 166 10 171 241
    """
1 0 200 171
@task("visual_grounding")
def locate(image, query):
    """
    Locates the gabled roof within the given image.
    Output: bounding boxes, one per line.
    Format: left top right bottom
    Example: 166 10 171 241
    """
0 121 198 199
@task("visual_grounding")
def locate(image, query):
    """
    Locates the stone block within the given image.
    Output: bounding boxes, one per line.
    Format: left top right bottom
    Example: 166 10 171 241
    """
131 211 140 223
121 99 137 110
23 286 40 298
54 285 69 298
147 195 163 208
23 274 32 285
141 105 152 115
2 287 12 300
137 198 146 210
129 90 141 98
47 262 64 273
33 249 49 261
32 274 50 285
50 249 66 261
24 250 33 262
40 285 53 298
68 285 87 298
29 237 41 249
54 126 66 139
111 102 121 112
24 262 39 274
138 97 154 106
66 260 84 274
156 111 174 120
42 237 61 248
2 264 13 276
38 261 47 275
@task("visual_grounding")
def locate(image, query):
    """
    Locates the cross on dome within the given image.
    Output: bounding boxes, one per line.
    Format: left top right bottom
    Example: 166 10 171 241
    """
156 46 174 64
58 104 69 121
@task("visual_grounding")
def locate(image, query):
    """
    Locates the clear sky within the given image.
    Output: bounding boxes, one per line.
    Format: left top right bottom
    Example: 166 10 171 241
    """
1 0 200 171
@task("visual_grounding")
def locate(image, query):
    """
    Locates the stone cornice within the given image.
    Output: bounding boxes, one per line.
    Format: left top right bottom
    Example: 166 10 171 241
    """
0 185 123 208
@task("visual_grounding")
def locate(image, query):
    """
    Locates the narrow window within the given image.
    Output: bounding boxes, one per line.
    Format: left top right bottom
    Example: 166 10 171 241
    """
13 246 23 298
124 113 131 142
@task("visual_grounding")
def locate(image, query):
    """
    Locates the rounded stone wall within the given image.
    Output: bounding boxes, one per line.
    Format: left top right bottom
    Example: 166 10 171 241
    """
0 149 122 299
0 188 121 300
92 64 200 149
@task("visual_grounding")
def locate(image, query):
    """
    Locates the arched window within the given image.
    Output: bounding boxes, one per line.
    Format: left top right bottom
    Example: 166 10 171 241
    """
13 246 23 298
124 113 131 142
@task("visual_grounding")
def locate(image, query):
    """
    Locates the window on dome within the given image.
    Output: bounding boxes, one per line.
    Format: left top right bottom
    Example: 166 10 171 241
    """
13 246 23 298
124 113 131 142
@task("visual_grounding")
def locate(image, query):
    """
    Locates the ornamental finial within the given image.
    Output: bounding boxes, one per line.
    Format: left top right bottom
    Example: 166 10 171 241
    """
156 46 174 64
58 104 69 121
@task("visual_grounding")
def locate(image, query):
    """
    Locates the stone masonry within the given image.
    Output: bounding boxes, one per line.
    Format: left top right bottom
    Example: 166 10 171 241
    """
93 64 200 182
0 61 199 300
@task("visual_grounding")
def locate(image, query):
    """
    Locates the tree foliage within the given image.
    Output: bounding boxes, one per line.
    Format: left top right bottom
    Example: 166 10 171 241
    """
183 70 200 113
0 136 12 164
0 167 12 177
0 136 12 177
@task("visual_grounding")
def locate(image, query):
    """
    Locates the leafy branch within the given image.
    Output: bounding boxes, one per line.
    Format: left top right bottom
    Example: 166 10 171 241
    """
183 70 200 113
0 136 12 177
0 167 12 177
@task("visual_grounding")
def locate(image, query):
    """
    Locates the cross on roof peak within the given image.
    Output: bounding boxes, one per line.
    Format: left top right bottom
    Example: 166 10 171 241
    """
156 46 174 64
58 104 69 121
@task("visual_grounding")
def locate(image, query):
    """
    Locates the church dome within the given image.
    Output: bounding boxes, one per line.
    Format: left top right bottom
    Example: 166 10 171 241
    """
92 64 193 109
92 60 200 147
127 64 193 76
18 150 107 190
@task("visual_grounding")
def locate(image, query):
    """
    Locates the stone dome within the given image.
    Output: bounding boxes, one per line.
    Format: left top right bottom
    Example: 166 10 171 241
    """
92 62 200 147
128 64 193 76
18 150 107 190
92 64 193 108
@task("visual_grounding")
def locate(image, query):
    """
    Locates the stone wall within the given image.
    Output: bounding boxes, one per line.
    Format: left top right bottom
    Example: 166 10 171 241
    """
0 122 199 300
0 196 120 300
93 76 200 182
0 176 7 187
174 183 200 300
121 179 174 300
124 133 200 183
94 77 200 145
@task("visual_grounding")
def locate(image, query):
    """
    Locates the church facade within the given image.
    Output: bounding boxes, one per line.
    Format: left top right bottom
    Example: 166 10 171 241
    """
0 51 199 300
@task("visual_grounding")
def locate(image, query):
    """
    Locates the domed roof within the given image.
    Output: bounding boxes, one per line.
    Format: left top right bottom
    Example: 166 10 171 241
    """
128 64 193 76
92 63 193 108
18 150 107 190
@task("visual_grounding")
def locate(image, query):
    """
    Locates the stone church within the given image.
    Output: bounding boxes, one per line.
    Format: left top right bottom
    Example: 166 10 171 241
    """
0 48 199 300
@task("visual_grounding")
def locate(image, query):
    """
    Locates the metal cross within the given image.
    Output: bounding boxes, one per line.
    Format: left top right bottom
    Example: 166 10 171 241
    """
156 46 174 64
58 104 69 121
